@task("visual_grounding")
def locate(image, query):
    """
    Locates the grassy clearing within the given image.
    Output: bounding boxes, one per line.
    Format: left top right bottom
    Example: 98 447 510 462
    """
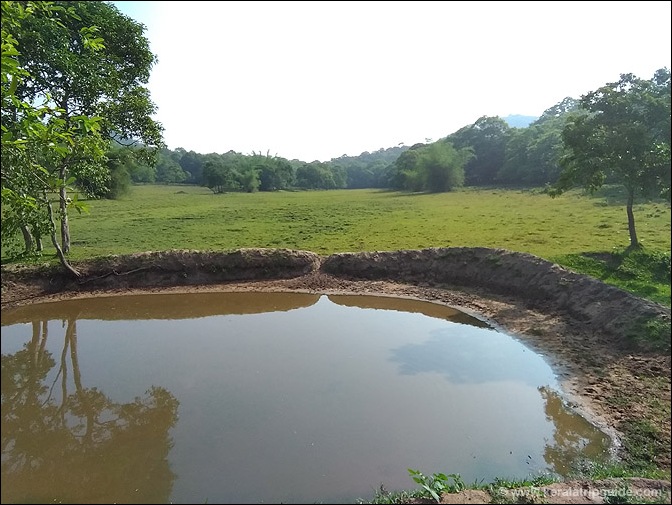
3 184 670 304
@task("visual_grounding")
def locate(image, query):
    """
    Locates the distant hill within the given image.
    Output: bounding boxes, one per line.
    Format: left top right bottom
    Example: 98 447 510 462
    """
502 114 538 128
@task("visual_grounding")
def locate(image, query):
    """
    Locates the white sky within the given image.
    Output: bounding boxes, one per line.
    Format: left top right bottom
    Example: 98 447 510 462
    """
111 1 671 162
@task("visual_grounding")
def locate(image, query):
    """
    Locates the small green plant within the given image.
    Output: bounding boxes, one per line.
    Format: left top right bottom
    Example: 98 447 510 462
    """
626 316 671 352
360 484 425 504
407 468 465 503
491 473 557 489
568 458 669 481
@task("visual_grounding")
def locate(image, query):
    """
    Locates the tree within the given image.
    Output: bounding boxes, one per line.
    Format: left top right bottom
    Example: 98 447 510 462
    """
388 144 425 190
114 143 157 184
448 116 511 186
249 153 294 191
499 98 581 186
552 69 671 248
7 0 163 255
389 141 471 192
155 149 188 183
328 145 409 189
417 141 470 192
2 1 107 273
179 150 204 184
202 159 239 193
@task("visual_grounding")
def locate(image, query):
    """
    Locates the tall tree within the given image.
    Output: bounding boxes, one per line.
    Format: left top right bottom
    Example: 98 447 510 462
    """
417 141 470 192
448 116 511 186
2 1 107 273
552 69 671 248
389 141 471 192
499 98 581 186
202 159 239 193
179 150 204 184
388 144 426 191
156 148 188 183
8 0 163 254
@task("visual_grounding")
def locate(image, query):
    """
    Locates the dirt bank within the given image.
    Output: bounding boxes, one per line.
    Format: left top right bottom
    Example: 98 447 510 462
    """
1 247 670 501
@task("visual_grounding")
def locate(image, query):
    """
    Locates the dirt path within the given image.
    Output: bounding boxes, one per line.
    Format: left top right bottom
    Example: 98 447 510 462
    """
1 248 670 503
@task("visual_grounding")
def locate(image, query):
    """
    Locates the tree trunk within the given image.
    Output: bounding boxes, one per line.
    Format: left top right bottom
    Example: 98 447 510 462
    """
59 328 70 423
45 191 80 277
68 319 94 443
59 166 70 254
20 225 34 253
626 189 639 249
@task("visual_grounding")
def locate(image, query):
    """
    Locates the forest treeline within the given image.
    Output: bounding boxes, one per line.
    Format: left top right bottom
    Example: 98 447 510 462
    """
103 97 579 196
2 0 669 264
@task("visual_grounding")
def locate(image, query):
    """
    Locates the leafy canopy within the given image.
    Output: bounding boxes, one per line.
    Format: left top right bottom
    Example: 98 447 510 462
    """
552 68 671 248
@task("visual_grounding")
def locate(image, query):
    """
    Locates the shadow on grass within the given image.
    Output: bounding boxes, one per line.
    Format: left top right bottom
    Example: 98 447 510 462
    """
553 247 671 307
588 185 671 208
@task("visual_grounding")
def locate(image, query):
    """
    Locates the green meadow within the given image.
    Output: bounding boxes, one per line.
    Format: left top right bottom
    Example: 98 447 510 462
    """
11 185 672 304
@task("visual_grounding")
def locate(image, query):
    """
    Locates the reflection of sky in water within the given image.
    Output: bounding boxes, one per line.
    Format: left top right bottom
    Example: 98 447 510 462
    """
1 293 611 505
389 326 556 387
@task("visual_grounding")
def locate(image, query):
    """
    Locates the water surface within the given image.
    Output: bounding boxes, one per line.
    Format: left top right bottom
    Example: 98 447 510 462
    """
1 292 611 504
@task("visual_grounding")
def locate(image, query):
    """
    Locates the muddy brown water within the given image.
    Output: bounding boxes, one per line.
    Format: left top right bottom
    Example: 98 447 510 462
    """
1 292 612 504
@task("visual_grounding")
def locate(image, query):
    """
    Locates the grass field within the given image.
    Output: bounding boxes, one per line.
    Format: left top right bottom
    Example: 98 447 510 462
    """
4 184 671 304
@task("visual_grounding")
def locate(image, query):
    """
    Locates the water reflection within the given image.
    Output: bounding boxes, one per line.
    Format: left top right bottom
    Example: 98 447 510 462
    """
1 291 321 324
329 295 492 328
389 328 552 387
1 293 611 504
540 386 611 475
1 316 179 504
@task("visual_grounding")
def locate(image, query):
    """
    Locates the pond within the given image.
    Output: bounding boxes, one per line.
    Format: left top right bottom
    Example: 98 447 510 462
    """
1 292 611 504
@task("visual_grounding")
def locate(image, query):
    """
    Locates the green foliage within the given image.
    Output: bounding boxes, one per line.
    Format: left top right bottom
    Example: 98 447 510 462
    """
553 247 671 306
624 313 672 351
238 168 260 193
177 149 204 183
110 143 156 186
552 68 671 248
407 468 465 503
448 116 512 186
156 149 188 184
390 141 471 192
418 141 468 192
630 317 671 351
1 0 107 267
249 152 295 190
358 484 424 504
202 159 239 193
295 160 345 189
620 419 671 472
14 1 164 149
570 459 669 482
499 98 580 186
330 145 409 189
490 474 558 489
1 0 164 262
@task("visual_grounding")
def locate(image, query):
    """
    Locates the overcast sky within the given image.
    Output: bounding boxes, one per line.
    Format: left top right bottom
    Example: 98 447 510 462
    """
111 1 671 162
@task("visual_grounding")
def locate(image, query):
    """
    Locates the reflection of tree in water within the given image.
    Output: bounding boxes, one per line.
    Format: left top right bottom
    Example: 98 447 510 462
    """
539 386 610 476
1 317 179 504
